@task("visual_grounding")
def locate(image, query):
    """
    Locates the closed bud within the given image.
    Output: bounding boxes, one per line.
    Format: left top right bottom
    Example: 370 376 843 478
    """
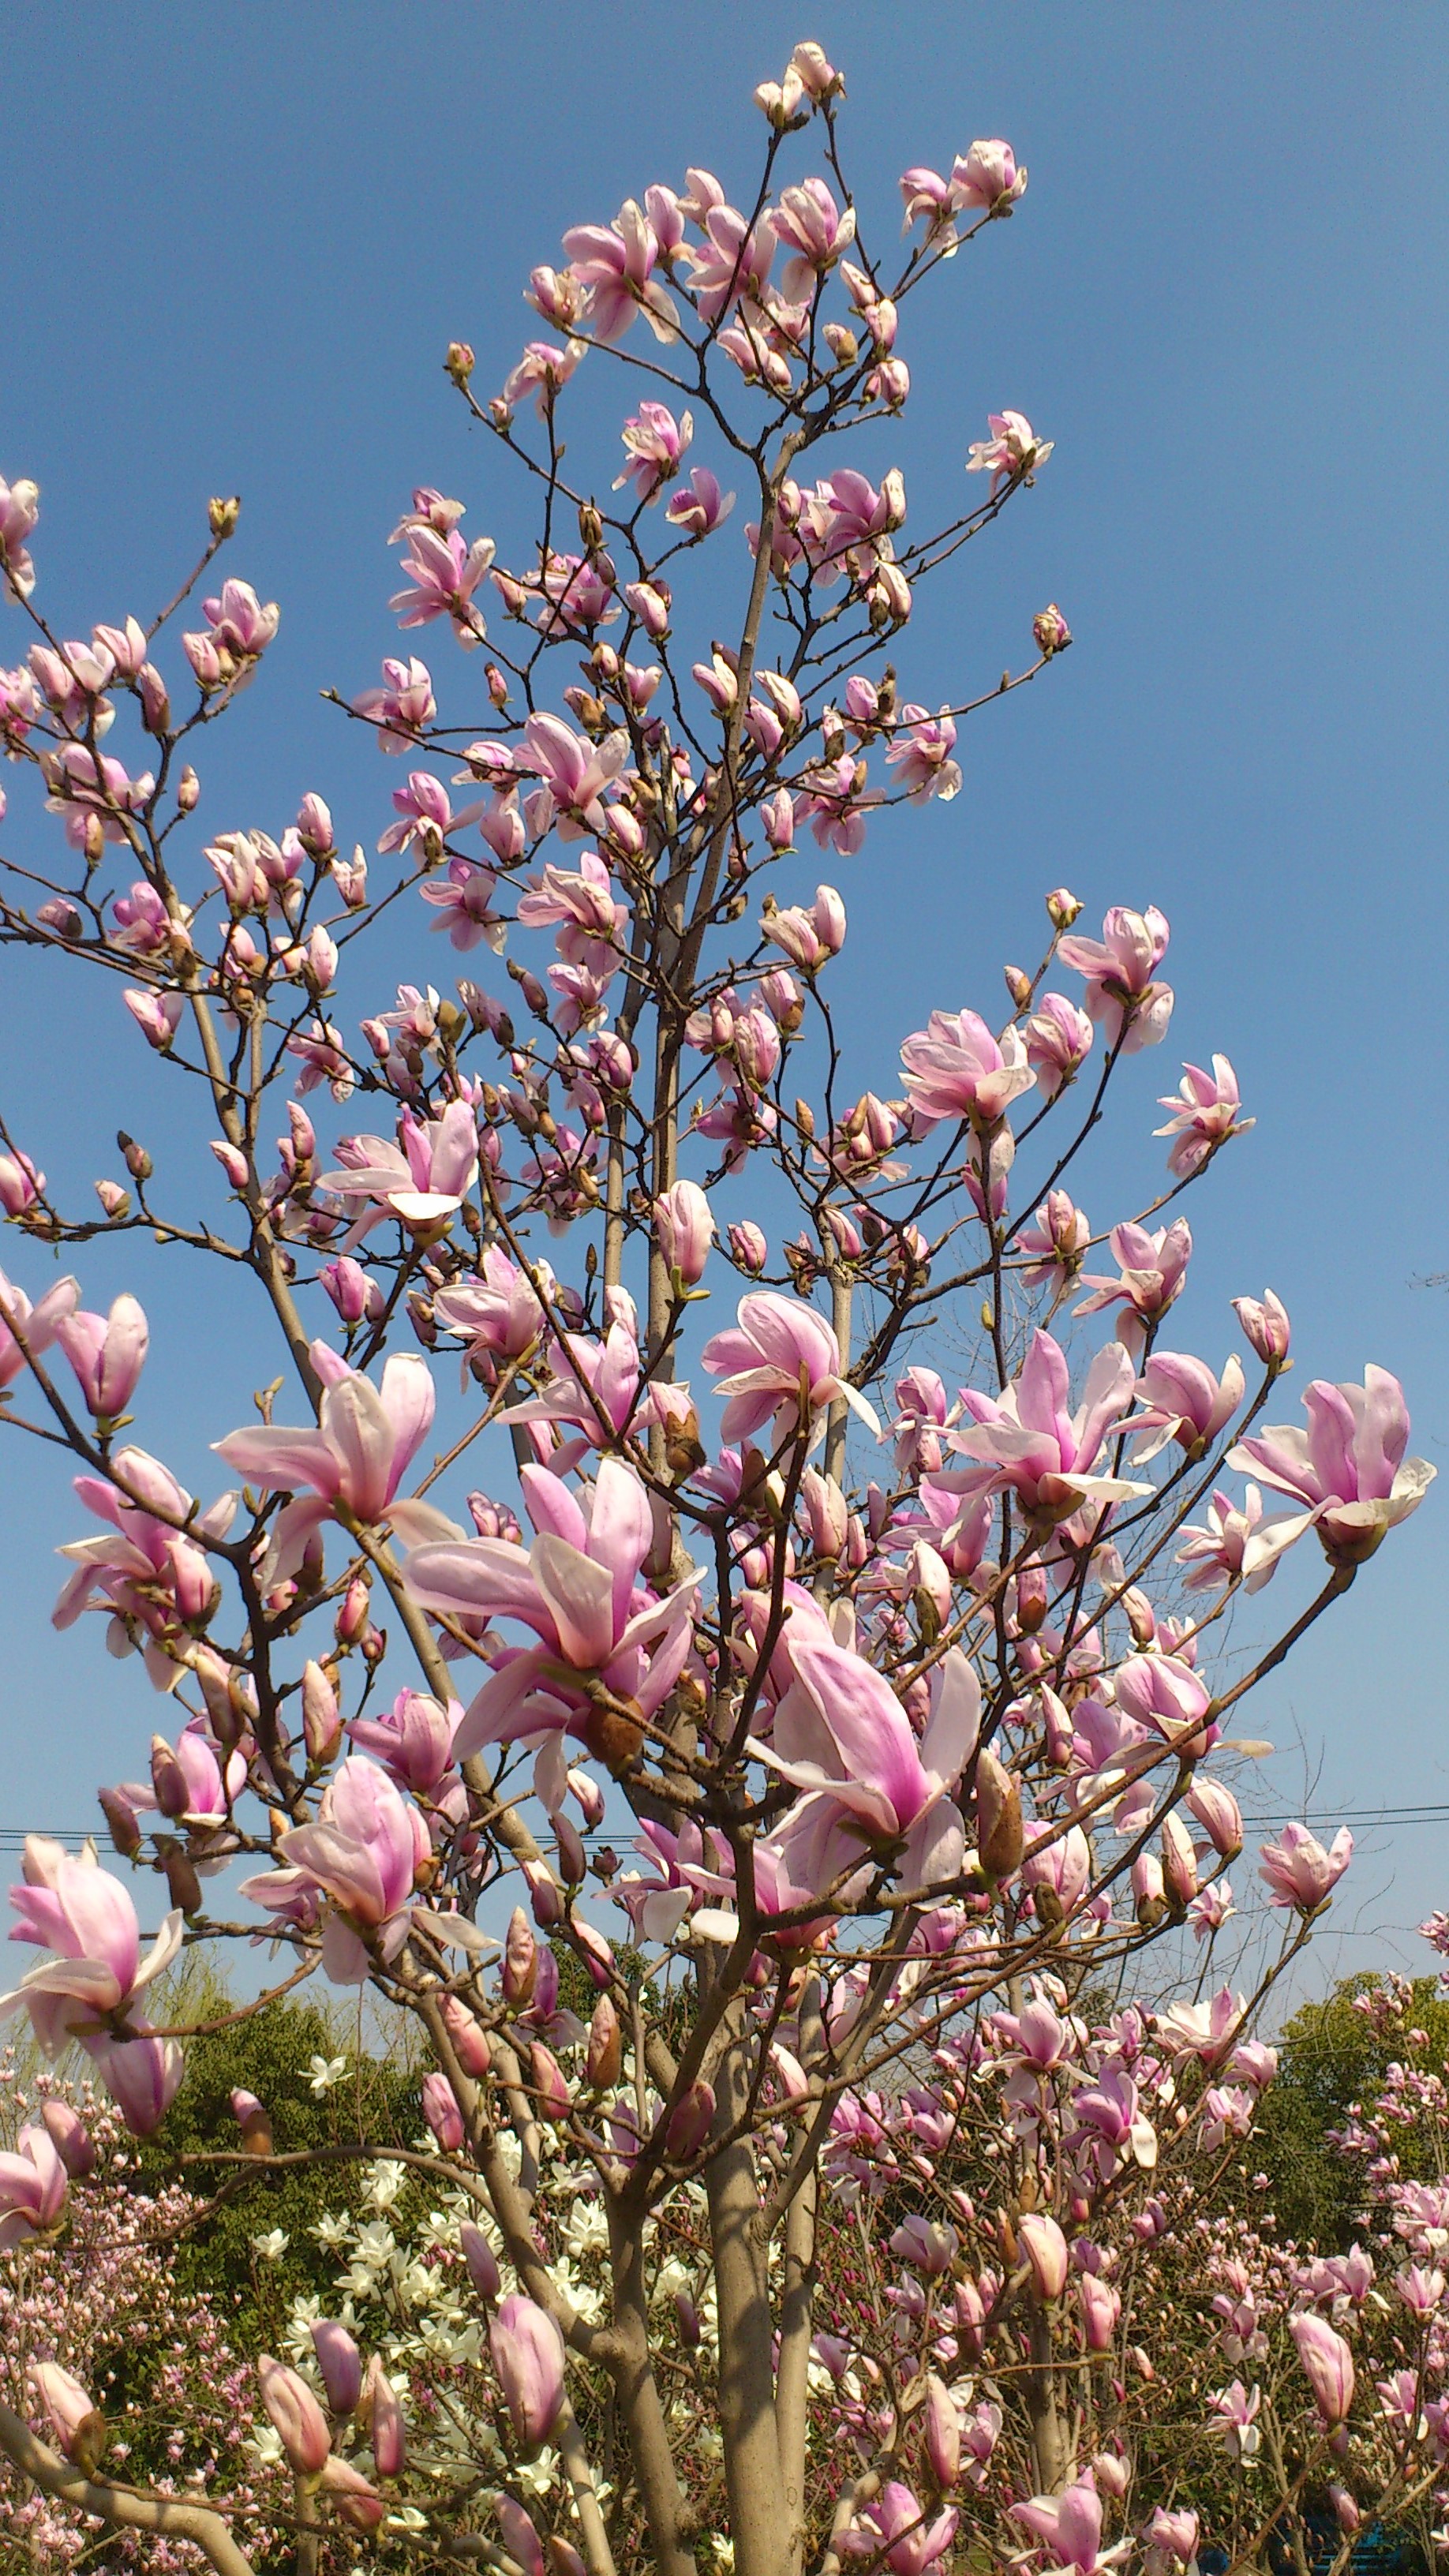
208 495 242 540
301 1658 341 1764
335 1574 370 1645
117 1132 152 1182
440 1991 492 2079
1004 964 1033 1009
578 500 605 552
586 1994 623 2091
422 2069 466 2154
444 341 476 387
159 1840 204 1917
311 2319 363 2417
178 764 200 811
486 663 510 710
1033 601 1072 657
460 2220 501 2300
231 2087 273 2159
924 2372 960 2489
975 1747 1024 1880
674 2290 702 2348
40 2100 96 2179
98 1786 142 1860
665 2080 715 2161
1046 886 1084 930
529 2041 571 2124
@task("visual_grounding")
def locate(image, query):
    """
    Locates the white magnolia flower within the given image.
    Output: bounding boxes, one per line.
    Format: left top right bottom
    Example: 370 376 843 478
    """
307 2052 350 2095
251 2227 290 2262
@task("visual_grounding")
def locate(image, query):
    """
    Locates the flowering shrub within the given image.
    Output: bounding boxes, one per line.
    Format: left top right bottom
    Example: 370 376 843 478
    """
0 31 1437 2576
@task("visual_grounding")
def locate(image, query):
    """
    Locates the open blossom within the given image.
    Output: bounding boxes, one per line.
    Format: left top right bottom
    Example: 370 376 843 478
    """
1129 1350 1245 1461
1058 905 1174 1050
967 410 1053 494
1229 1367 1433 1563
563 195 680 343
519 711 628 841
1011 2480 1129 2576
377 769 485 856
1259 1821 1353 1912
614 401 692 504
1015 1193 1091 1290
1156 1054 1253 1176
900 1008 1034 1131
351 654 436 752
388 520 494 645
953 139 1029 215
402 1456 702 1767
884 704 960 803
702 1290 880 1447
256 1756 423 1984
948 1330 1146 1521
1076 1220 1193 1356
847 2482 959 2576
665 466 734 536
751 1642 979 1896
770 178 856 299
319 1101 480 1237
1026 993 1095 1095
1177 1484 1297 1593
214 1338 436 1575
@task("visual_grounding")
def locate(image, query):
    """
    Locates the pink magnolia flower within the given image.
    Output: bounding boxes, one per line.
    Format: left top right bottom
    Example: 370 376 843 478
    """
848 2481 959 2576
953 139 1028 215
1011 2479 1129 2576
682 200 776 324
312 2320 363 2417
420 857 506 952
402 1457 702 1765
0 2124 69 2248
490 2293 567 2445
1 1837 184 2122
947 1331 1146 1522
563 197 679 343
351 655 436 754
54 1292 148 1421
260 1756 422 1983
433 1247 552 1384
1057 906 1174 1050
900 1008 1034 1132
614 401 692 505
1234 1290 1291 1365
884 704 960 803
770 178 856 300
0 1267 79 1392
213 1339 436 1574
750 1641 979 1894
0 475 40 601
519 712 628 841
1291 2312 1355 2424
1076 1220 1193 1356
500 339 584 417
1014 1194 1091 1290
967 410 1054 495
1026 992 1095 1095
1156 1055 1253 1177
319 1102 480 1239
701 1290 881 1447
122 987 184 1051
1228 1368 1434 1563
1019 2210 1071 2299
1129 1350 1245 1461
376 769 485 857
1177 1485 1296 1593
665 468 734 536
1259 1821 1353 1913
349 1687 462 1796
389 522 494 646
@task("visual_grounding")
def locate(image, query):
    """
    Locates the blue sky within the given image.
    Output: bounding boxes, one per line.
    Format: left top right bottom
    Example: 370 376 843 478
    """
1 2 1446 1987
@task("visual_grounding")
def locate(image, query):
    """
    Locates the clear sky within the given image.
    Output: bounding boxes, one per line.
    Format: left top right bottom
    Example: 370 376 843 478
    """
1 2 1446 1990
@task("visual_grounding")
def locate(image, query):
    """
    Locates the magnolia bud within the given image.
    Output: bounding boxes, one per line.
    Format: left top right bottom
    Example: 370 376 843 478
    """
98 1787 143 1860
924 2372 960 2489
665 2080 715 2161
586 1995 623 2091
1033 601 1072 657
208 495 242 540
461 2220 501 2300
439 1991 492 2079
1046 886 1084 930
1004 964 1033 1010
529 2042 571 2124
301 1659 342 1764
178 765 200 812
975 1748 1024 1880
231 2087 274 2159
445 341 476 387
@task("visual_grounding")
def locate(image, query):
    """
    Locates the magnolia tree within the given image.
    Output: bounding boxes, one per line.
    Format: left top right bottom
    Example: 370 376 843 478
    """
0 35 1436 2576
